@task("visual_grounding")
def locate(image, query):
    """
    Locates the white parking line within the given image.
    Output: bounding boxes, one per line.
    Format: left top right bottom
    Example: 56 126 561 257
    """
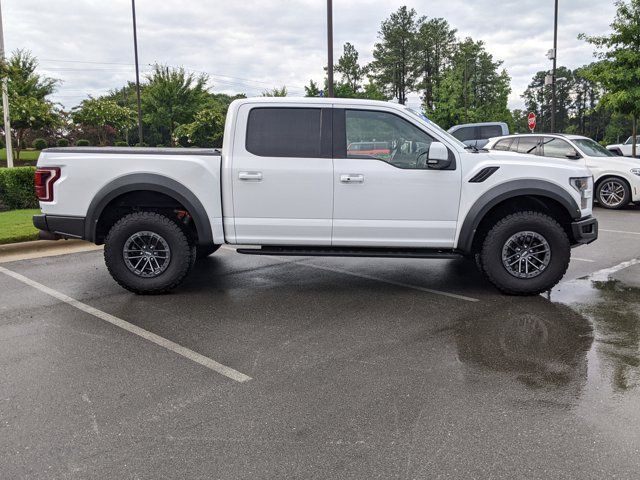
572 257 595 263
600 229 640 236
0 266 252 383
295 261 480 302
223 245 479 302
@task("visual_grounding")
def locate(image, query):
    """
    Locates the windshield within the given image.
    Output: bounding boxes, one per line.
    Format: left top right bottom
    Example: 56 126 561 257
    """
573 138 615 157
404 107 467 149
625 136 640 145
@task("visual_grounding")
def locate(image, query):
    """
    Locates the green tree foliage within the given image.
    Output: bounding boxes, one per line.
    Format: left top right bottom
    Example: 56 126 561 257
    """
430 38 512 129
71 97 135 146
174 103 225 148
413 18 457 111
142 64 209 146
580 0 640 156
261 86 288 97
335 42 367 94
369 6 419 104
0 50 59 160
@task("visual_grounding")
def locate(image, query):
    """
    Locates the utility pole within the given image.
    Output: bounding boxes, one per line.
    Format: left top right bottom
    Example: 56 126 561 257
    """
326 0 334 98
550 0 558 132
131 0 143 145
0 0 13 167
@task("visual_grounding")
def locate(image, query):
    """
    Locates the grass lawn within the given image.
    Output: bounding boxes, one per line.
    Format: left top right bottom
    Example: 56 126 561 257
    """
0 148 40 168
0 209 40 244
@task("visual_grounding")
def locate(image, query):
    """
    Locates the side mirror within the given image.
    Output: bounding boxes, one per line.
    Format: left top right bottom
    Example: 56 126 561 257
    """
565 149 580 159
427 142 452 169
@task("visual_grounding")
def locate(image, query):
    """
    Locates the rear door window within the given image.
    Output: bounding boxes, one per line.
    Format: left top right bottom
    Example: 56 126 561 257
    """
451 126 476 142
516 137 540 155
246 107 322 157
478 125 503 139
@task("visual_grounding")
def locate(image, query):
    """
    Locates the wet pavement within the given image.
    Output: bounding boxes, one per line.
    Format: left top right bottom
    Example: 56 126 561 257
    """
1 206 639 479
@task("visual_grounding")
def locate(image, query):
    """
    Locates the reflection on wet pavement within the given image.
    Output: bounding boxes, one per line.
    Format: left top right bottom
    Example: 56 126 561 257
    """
454 298 593 398
553 274 640 393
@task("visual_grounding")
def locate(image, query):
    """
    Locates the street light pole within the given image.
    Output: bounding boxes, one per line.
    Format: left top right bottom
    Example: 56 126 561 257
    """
0 0 13 167
131 0 143 145
550 0 558 132
326 0 334 98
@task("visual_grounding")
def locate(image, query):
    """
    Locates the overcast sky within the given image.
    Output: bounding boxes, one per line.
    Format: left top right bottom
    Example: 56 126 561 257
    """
5 0 617 111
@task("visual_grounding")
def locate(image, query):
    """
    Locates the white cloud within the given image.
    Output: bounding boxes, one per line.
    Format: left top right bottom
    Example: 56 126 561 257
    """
5 0 616 110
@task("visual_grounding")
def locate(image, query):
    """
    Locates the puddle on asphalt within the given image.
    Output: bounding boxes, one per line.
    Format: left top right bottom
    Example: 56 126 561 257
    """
453 259 639 415
551 263 640 393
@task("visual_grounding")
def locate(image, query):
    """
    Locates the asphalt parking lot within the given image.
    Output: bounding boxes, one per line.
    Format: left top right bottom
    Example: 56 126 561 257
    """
1 206 639 479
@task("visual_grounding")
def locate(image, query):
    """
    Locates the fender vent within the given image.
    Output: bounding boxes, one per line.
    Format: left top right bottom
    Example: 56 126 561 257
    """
469 166 500 183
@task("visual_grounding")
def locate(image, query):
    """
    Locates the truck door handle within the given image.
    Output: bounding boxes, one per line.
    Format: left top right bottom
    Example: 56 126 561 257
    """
238 171 263 181
340 174 364 184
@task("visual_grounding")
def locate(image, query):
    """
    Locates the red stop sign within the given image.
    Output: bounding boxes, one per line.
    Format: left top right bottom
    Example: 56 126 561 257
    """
527 112 536 131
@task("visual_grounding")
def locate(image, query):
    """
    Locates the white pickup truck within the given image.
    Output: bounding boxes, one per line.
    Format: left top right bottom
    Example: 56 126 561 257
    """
33 98 598 295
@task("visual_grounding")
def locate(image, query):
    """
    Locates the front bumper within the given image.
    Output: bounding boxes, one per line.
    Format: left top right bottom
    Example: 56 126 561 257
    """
33 214 85 240
571 216 598 245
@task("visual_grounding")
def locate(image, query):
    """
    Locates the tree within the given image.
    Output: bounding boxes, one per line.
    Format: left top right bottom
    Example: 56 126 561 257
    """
261 86 287 97
142 64 209 146
0 50 59 160
72 97 135 146
5 96 58 159
369 6 419 104
431 38 512 129
414 17 457 111
580 0 640 157
334 42 366 94
174 103 225 148
304 79 322 97
522 66 574 133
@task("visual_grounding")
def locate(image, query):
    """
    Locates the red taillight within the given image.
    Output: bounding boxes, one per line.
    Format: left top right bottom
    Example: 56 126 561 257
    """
34 167 61 202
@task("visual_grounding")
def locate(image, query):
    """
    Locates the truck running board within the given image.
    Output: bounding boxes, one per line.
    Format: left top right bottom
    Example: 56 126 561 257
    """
235 246 462 259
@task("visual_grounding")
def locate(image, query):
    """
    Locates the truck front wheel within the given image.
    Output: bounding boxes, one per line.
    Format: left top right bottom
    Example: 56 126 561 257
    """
104 212 195 294
479 211 570 295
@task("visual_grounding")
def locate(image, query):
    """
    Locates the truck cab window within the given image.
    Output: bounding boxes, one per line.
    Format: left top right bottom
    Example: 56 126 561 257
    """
246 107 322 158
345 109 436 169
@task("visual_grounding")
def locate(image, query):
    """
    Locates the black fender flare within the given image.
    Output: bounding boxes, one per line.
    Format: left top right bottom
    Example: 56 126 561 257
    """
85 173 213 245
457 179 582 254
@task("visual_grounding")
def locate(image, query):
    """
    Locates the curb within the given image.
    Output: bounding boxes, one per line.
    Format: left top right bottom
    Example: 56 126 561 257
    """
0 239 103 263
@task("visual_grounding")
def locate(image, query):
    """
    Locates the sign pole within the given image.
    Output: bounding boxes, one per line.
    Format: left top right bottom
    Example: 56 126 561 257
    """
0 0 13 167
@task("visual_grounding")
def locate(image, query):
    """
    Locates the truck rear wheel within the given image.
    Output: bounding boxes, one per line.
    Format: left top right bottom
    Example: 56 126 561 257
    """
104 212 195 294
479 211 570 295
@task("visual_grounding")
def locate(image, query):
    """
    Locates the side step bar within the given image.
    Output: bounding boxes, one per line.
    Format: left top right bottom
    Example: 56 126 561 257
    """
235 246 462 259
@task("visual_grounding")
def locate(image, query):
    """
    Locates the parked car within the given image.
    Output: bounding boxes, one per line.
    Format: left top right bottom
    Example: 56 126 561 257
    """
33 98 597 295
606 135 639 157
448 122 509 149
485 133 640 209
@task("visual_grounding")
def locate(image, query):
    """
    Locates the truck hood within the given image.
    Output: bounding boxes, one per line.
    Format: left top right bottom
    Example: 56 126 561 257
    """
480 150 579 169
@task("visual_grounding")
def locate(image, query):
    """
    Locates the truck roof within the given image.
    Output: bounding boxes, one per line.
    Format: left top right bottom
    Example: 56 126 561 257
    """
234 96 403 109
43 147 221 156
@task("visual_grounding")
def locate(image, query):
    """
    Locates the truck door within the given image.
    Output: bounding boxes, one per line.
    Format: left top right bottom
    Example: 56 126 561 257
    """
230 105 333 245
332 107 461 247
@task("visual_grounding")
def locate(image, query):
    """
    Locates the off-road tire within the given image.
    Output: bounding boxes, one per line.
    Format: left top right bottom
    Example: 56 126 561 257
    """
196 244 221 260
479 211 570 295
104 212 194 294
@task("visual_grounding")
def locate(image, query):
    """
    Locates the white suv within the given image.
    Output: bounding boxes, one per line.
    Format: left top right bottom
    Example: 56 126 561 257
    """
486 134 640 209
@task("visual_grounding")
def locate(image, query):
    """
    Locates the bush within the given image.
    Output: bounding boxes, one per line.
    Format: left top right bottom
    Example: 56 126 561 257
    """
76 139 90 146
0 167 38 210
33 138 48 150
156 144 165 148
114 141 128 147
56 138 69 147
